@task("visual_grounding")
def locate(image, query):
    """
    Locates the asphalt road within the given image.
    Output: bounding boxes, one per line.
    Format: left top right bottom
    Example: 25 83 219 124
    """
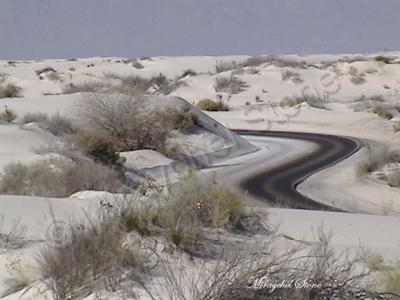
234 130 360 211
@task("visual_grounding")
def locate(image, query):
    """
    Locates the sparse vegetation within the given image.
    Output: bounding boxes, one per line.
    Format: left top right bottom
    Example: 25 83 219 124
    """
387 170 400 187
356 148 400 176
20 112 49 124
79 93 177 154
0 158 123 197
374 55 394 64
348 66 366 85
281 69 304 83
0 76 22 98
197 99 229 111
281 95 327 109
167 107 198 132
179 69 197 79
214 75 247 94
371 105 394 120
215 61 238 73
38 209 145 300
62 81 110 94
73 130 121 166
0 106 17 123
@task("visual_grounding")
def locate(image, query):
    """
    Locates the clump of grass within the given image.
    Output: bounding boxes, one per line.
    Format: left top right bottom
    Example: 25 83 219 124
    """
197 99 229 111
0 158 123 197
0 106 17 123
214 75 247 94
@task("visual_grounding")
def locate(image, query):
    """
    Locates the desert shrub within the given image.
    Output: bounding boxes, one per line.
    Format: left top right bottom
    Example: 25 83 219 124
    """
161 171 244 230
20 112 49 124
374 55 394 64
122 58 144 69
214 75 247 94
44 114 76 136
73 130 120 166
38 213 144 300
383 269 400 295
387 170 400 187
79 93 173 154
281 95 326 109
114 73 181 95
0 106 17 123
62 81 109 94
46 72 62 82
0 76 22 98
281 69 304 83
119 204 161 236
216 61 238 73
242 55 306 69
197 99 229 111
0 158 123 197
35 67 56 76
348 66 366 85
371 105 394 119
179 69 197 79
356 148 400 176
167 108 198 132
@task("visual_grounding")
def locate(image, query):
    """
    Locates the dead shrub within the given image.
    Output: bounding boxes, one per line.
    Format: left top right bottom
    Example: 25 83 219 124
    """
197 99 229 111
0 106 17 123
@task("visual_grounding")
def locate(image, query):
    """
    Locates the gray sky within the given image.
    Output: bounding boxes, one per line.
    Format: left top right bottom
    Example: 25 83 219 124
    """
1 0 399 59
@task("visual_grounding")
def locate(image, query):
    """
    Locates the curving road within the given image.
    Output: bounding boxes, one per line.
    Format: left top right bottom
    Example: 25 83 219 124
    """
232 130 360 211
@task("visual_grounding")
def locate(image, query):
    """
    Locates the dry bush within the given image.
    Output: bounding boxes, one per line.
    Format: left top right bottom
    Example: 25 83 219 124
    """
63 81 110 94
38 211 147 300
43 114 76 136
387 170 400 187
0 76 22 98
0 106 17 123
374 56 394 64
348 66 366 85
73 130 121 166
35 66 56 76
281 95 326 109
20 112 49 124
371 105 394 120
281 69 304 83
216 61 238 73
214 75 247 94
356 148 400 176
153 229 390 300
79 93 174 154
114 73 182 95
0 158 123 197
241 55 306 69
179 69 198 79
166 107 198 132
197 99 229 111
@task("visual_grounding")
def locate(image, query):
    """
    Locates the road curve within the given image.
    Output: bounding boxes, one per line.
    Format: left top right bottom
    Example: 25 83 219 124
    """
233 130 360 211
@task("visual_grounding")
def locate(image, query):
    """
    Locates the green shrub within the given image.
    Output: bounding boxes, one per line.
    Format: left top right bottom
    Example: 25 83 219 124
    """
197 99 229 111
